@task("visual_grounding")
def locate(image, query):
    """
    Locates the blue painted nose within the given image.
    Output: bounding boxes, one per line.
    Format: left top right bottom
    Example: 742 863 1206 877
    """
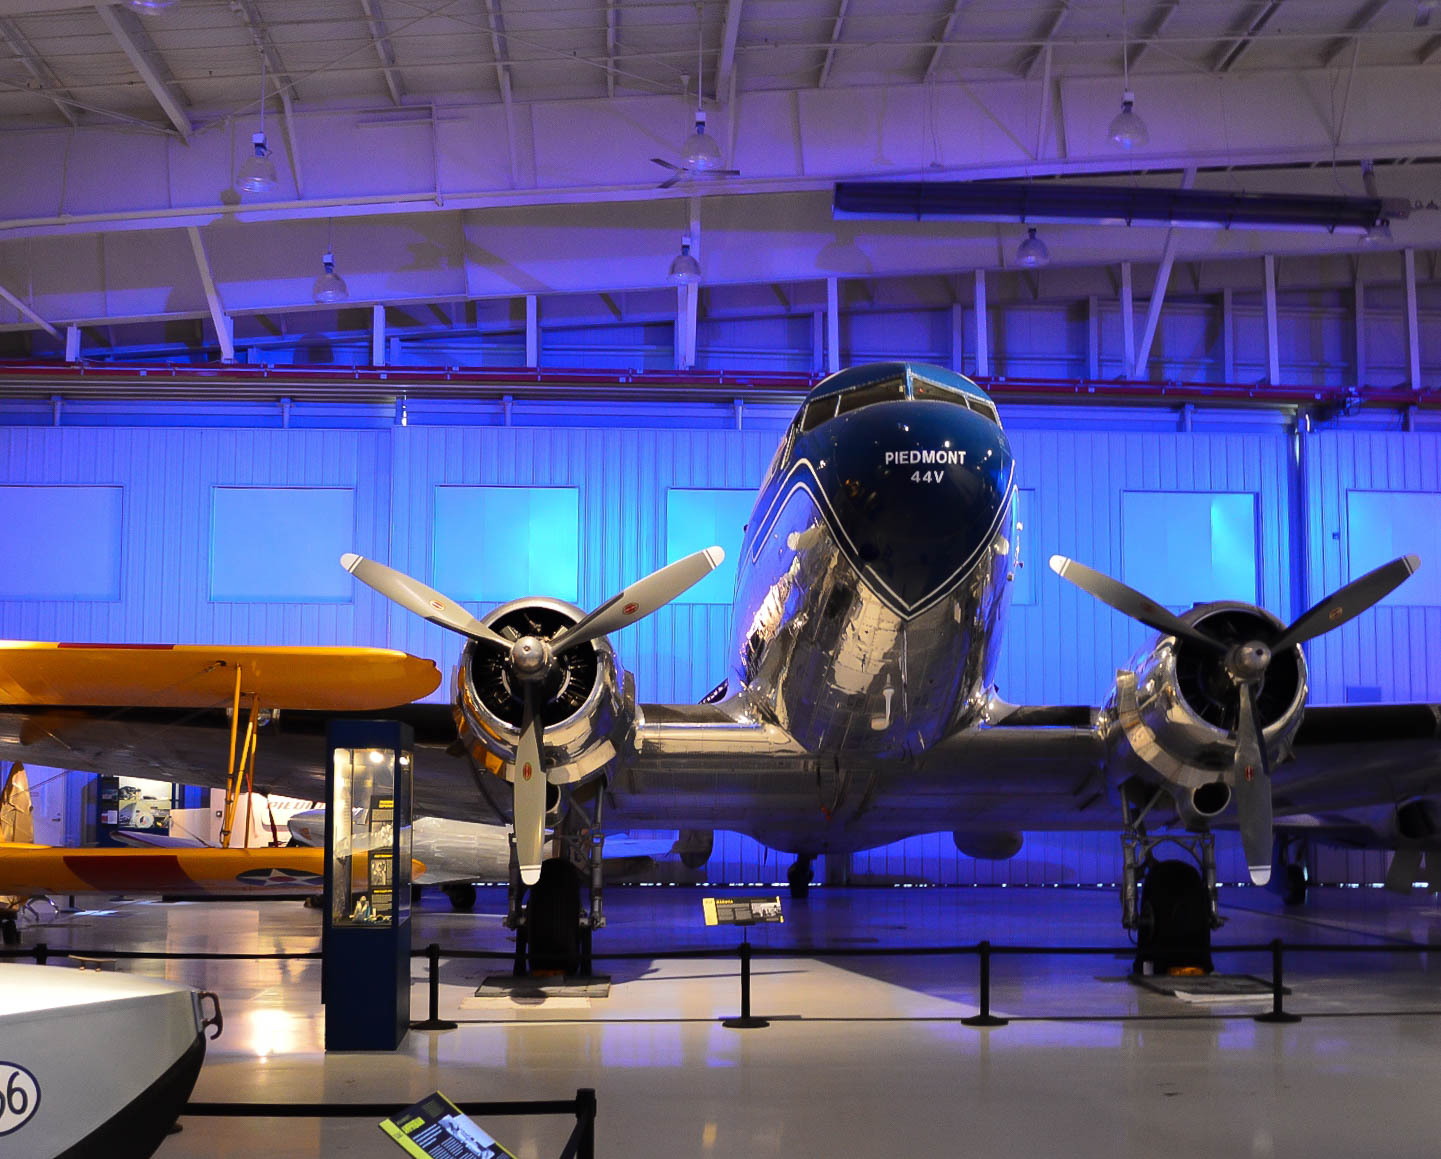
813 400 1014 615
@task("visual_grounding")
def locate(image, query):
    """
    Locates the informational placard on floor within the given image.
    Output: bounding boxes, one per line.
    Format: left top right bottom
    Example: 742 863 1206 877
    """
379 1091 516 1159
703 896 784 926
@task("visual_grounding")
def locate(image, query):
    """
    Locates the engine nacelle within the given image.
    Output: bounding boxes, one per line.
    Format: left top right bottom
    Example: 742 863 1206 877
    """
452 597 633 787
953 831 1024 860
1104 602 1308 825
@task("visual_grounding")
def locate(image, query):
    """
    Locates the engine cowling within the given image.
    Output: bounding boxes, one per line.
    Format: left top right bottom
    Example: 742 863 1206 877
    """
452 597 633 787
1104 601 1308 826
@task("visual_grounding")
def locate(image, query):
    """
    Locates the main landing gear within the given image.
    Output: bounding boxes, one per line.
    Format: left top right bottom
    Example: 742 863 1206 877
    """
787 855 815 900
1121 789 1220 975
442 883 477 912
506 790 605 978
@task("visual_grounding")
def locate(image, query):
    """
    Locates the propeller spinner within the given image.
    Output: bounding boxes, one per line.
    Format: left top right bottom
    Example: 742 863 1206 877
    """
1050 552 1419 885
343 547 725 884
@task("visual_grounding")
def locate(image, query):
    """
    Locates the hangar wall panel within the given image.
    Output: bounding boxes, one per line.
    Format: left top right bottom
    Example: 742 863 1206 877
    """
0 428 393 647
993 428 1295 709
389 426 775 704
1302 431 1441 705
0 413 1427 888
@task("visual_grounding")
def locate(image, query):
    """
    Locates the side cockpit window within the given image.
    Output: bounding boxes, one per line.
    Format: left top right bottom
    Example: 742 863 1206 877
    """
800 395 839 433
835 376 906 416
912 376 1002 427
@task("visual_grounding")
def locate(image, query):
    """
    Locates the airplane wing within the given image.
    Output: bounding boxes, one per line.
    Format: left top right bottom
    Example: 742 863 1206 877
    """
0 641 498 823
607 698 1441 849
0 843 424 896
0 641 441 711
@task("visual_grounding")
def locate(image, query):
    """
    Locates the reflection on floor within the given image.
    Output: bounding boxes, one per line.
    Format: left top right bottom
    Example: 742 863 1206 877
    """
13 884 1441 1158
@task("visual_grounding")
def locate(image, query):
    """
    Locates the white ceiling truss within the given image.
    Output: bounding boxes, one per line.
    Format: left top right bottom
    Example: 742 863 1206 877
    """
0 0 1437 343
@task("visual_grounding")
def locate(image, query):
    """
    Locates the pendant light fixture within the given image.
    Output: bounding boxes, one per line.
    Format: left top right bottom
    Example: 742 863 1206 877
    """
679 5 722 171
668 235 701 283
1016 227 1050 268
1107 0 1150 150
312 221 349 303
236 50 278 194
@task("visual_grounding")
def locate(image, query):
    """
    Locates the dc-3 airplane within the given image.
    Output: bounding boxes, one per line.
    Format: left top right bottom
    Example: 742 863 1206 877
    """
0 361 1437 973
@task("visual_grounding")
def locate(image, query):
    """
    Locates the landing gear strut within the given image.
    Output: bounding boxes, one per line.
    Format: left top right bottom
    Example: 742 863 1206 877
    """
1121 789 1220 975
788 855 814 900
1273 835 1310 906
505 789 605 977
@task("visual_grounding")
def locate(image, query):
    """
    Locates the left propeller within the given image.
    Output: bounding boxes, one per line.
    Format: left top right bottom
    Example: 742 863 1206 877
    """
343 547 725 884
1050 552 1419 885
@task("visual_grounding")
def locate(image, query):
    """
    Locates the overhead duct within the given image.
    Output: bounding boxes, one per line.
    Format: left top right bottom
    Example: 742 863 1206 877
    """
833 180 1408 235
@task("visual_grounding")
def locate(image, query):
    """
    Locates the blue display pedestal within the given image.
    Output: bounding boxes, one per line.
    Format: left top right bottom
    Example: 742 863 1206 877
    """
323 720 414 1052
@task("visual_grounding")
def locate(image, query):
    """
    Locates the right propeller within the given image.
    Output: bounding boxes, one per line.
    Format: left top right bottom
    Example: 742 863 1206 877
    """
343 547 725 885
1050 552 1420 885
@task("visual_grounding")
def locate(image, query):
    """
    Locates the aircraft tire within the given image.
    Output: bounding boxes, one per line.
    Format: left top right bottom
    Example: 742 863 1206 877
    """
787 856 813 900
1 917 18 946
1283 862 1309 907
443 882 477 912
1134 859 1213 975
527 858 582 976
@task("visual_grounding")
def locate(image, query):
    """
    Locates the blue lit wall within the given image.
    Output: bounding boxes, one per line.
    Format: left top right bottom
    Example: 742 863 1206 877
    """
0 414 1435 886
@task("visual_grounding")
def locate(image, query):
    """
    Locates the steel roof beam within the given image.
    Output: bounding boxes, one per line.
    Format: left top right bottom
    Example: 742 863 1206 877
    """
1320 0 1391 66
923 0 972 83
818 0 848 88
484 0 519 185
0 14 75 126
186 226 233 363
1212 1 1284 73
714 0 742 102
1017 2 1068 79
358 0 404 106
605 0 616 97
1126 0 1179 71
94 3 192 139
0 279 57 336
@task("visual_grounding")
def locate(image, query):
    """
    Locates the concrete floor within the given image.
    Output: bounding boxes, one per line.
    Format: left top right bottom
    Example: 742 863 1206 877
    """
13 883 1441 1158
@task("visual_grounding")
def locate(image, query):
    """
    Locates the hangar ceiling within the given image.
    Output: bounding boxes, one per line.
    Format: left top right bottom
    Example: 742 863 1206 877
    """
0 0 1439 348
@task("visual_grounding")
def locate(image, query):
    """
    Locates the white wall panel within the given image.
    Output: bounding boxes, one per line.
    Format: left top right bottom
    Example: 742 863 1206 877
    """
1302 431 1441 705
0 428 392 647
0 412 1429 888
389 425 777 705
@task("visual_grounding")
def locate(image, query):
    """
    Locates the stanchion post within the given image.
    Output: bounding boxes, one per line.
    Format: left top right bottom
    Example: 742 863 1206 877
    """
1254 937 1301 1024
576 1087 597 1159
962 940 1008 1028
721 938 769 1029
409 943 458 1032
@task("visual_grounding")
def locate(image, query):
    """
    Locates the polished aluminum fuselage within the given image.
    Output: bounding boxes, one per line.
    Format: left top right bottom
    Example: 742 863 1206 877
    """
728 464 1015 759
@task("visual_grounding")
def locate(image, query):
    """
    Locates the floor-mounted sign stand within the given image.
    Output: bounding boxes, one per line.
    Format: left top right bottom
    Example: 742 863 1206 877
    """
704 896 784 1030
323 720 414 1051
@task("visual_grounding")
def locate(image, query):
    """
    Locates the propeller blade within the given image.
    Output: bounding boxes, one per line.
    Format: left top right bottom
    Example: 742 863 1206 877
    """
1272 554 1420 654
657 174 683 189
1048 556 1225 652
341 554 511 648
554 547 725 654
650 157 683 171
1233 682 1273 887
513 683 546 887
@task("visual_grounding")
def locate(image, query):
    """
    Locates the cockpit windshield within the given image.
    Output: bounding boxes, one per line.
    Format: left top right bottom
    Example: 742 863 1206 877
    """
835 376 906 416
793 366 1001 439
912 376 1001 426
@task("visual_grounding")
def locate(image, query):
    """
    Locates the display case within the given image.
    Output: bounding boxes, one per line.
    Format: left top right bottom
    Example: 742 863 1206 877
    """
323 719 414 1051
329 743 412 928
